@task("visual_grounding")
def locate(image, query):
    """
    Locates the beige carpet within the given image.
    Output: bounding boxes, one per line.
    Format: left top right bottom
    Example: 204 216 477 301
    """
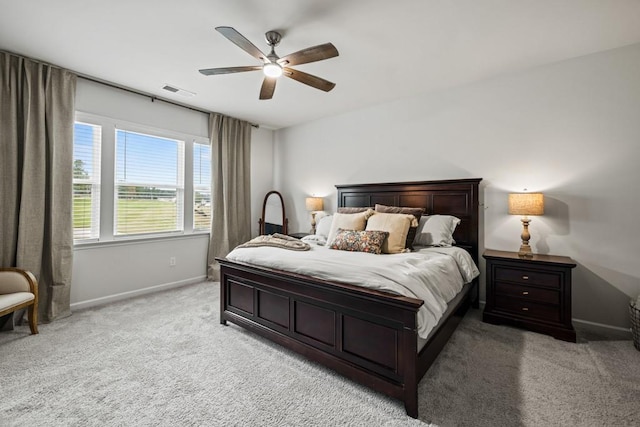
1 281 638 426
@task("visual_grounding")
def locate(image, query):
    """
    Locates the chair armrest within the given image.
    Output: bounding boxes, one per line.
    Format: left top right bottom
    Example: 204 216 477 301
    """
0 268 38 297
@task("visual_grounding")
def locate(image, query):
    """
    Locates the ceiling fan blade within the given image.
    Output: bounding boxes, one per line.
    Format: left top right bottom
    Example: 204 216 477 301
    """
277 43 339 67
215 26 269 63
199 66 262 76
259 77 277 100
283 68 336 92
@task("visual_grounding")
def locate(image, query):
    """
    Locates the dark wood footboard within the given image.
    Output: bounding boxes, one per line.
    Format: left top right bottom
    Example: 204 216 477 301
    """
218 258 425 416
218 258 477 418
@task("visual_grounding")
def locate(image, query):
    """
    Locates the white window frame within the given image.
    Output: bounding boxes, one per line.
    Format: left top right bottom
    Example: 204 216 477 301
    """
193 142 212 232
72 111 209 246
113 127 185 238
73 118 102 242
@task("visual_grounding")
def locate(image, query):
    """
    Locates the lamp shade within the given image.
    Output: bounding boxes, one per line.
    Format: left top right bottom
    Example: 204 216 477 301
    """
508 193 544 216
305 197 324 212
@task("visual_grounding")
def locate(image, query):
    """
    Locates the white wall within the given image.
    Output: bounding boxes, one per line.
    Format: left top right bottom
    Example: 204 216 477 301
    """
76 80 210 137
71 235 209 307
251 128 275 237
71 80 274 308
275 43 640 330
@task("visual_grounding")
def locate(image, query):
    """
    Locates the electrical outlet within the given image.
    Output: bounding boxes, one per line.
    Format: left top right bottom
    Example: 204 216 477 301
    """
169 257 176 266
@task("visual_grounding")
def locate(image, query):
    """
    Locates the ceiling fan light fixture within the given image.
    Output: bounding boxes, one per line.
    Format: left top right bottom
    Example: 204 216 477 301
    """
263 62 283 78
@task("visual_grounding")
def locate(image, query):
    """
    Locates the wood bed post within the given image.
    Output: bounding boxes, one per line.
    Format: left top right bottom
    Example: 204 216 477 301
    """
220 271 228 326
472 277 480 309
403 327 419 418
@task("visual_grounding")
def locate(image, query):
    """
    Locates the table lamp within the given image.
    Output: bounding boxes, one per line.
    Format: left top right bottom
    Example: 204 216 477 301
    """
305 197 324 234
508 192 544 257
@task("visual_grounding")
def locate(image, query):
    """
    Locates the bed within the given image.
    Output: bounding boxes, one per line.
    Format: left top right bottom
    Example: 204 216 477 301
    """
217 178 482 418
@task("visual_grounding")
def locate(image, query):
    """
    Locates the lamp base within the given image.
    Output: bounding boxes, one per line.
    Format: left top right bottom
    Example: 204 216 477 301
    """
518 217 534 258
518 244 533 258
310 212 317 235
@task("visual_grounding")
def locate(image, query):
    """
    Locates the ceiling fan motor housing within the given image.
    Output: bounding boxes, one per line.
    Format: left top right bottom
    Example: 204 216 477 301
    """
265 31 282 47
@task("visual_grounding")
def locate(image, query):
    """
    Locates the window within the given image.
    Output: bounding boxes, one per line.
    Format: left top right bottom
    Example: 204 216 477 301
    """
72 113 207 244
193 143 211 231
115 129 184 236
73 122 101 241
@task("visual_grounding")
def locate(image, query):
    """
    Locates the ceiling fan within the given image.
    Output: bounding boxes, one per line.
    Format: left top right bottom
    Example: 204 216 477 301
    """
199 26 339 100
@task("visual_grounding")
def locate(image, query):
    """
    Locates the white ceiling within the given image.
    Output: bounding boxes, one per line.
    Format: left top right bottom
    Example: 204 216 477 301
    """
2 0 640 129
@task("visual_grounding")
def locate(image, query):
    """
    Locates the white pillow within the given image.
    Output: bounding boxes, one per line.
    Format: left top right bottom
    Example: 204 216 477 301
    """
326 209 374 246
315 214 333 238
301 234 327 246
414 215 461 247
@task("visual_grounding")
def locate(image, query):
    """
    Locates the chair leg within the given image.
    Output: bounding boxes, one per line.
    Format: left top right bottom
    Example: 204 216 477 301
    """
28 304 38 334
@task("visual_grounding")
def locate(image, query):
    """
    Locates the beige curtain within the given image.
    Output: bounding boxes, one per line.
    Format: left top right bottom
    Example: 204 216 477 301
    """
207 113 252 280
0 51 77 322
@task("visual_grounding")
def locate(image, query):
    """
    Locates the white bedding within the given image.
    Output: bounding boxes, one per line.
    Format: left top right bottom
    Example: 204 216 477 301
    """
225 242 479 339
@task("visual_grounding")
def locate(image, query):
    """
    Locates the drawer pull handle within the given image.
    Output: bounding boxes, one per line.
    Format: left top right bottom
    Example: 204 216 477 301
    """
522 307 529 311
522 291 529 295
522 275 529 280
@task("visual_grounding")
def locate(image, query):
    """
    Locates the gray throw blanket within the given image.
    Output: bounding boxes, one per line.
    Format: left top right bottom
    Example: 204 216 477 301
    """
236 233 311 251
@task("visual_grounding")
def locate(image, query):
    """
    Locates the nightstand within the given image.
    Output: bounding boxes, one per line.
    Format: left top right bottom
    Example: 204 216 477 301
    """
288 232 310 239
483 249 577 342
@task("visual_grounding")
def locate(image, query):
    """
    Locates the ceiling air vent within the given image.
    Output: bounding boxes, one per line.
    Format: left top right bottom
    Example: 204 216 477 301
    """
162 84 196 97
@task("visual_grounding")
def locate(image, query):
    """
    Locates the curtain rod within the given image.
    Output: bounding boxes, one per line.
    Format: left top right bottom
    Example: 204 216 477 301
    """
2 49 259 128
78 75 259 128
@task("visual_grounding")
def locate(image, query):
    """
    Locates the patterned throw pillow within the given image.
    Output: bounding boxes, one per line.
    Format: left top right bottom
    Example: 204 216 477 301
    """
329 229 389 254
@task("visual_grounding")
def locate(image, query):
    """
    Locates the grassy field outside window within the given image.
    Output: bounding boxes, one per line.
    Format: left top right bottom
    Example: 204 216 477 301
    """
74 197 193 236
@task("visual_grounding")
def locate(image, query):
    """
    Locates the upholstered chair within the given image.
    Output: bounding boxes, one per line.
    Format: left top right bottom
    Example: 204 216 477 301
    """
0 268 39 334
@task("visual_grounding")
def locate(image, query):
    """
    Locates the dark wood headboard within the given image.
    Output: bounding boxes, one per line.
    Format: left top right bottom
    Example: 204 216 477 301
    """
336 178 482 263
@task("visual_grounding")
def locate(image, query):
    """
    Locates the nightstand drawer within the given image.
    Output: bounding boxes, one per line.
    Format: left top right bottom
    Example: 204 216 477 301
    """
495 295 560 323
494 266 560 288
495 282 559 305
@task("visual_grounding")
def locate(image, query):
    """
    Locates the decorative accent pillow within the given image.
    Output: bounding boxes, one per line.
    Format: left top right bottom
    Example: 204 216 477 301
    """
337 207 372 214
414 215 461 247
326 209 375 246
374 204 425 250
315 214 333 238
365 212 418 254
329 229 389 254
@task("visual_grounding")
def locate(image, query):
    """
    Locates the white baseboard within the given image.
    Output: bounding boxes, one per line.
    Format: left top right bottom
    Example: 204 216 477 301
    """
71 287 632 334
572 317 631 333
70 276 207 311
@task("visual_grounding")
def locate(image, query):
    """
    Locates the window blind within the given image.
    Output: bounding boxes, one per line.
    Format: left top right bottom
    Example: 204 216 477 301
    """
193 142 211 231
115 129 184 236
73 122 102 241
